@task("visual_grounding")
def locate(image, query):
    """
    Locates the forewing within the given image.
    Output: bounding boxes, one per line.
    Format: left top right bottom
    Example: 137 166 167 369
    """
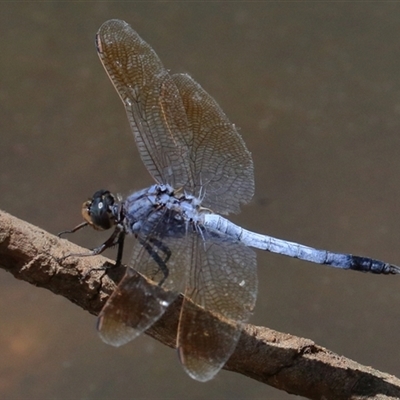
172 73 254 214
177 232 257 381
96 20 193 189
98 212 192 346
97 264 177 347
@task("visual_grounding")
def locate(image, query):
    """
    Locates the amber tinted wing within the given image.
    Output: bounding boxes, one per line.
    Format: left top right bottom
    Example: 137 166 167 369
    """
96 20 193 189
97 20 254 215
98 209 192 346
98 266 178 347
172 73 254 214
177 232 257 381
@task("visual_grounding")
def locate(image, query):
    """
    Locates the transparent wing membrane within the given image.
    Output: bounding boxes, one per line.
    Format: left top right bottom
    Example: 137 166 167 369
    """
178 232 257 381
98 266 177 347
96 20 193 190
172 73 254 214
96 20 254 212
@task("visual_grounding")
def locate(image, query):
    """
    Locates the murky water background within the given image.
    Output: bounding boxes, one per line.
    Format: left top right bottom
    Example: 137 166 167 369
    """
1 3 400 399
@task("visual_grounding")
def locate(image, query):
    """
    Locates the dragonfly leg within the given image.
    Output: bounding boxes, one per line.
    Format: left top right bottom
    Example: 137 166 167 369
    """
81 229 126 278
138 237 171 286
76 224 124 260
149 237 172 263
58 225 125 280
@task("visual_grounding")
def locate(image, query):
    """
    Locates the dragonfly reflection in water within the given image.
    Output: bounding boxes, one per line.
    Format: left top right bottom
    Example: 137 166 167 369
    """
62 20 400 381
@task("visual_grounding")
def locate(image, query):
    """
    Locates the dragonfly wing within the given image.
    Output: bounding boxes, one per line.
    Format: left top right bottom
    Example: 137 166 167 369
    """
97 266 177 346
97 20 254 215
177 231 257 381
98 209 191 346
172 73 254 214
96 20 193 189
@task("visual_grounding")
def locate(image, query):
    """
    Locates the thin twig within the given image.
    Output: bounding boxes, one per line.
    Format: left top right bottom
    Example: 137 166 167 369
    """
0 209 399 400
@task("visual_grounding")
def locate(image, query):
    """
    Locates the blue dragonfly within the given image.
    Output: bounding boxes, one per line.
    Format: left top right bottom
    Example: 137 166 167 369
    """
63 19 400 382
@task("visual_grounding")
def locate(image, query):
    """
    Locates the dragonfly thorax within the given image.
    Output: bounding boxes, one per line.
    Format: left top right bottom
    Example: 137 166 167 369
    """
123 184 205 238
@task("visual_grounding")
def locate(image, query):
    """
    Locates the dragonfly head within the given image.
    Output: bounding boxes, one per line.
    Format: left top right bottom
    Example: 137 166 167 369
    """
82 190 119 231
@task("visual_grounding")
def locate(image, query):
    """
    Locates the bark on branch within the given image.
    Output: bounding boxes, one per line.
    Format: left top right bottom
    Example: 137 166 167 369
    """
0 209 399 400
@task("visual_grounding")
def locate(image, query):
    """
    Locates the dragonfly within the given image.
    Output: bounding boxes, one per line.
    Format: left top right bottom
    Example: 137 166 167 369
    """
62 19 400 382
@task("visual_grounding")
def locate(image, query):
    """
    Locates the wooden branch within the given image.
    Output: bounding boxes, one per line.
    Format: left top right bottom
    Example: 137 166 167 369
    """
0 209 399 399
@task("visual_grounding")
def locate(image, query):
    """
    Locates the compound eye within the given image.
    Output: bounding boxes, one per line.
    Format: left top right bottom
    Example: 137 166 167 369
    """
82 190 117 230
